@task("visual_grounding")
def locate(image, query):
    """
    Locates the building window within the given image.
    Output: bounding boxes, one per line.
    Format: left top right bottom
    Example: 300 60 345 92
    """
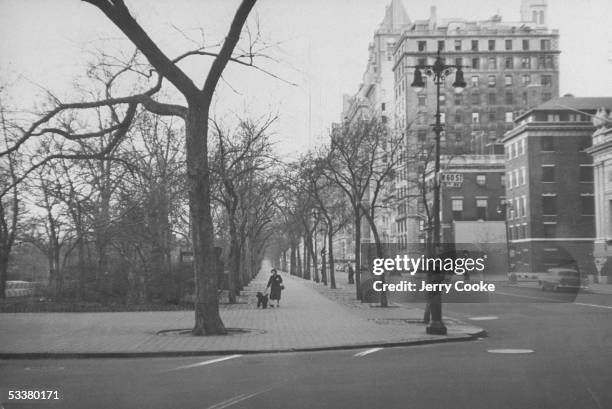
418 41 427 52
505 39 513 50
436 40 445 51
542 195 557 215
507 171 513 188
579 165 594 182
488 57 497 69
541 39 551 50
581 195 595 215
542 165 555 182
418 94 426 106
476 175 486 186
455 40 462 51
417 57 427 67
521 196 527 217
440 112 446 123
541 75 553 87
505 57 513 69
542 92 552 102
488 75 497 87
452 199 464 220
501 174 506 186
471 93 480 104
454 111 462 124
520 167 526 185
417 130 427 142
476 199 488 220
522 39 530 50
505 75 513 86
518 138 524 155
505 92 514 104
471 40 479 51
541 135 554 151
471 76 479 87
543 223 557 238
521 75 531 86
488 39 495 51
472 112 480 123
472 58 480 69
519 224 527 239
488 110 496 122
454 93 462 105
488 93 497 104
505 112 514 123
455 57 463 67
522 92 528 106
511 142 516 158
521 57 531 69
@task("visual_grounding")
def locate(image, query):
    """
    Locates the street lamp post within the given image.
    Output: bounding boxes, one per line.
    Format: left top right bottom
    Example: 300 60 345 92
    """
411 49 466 335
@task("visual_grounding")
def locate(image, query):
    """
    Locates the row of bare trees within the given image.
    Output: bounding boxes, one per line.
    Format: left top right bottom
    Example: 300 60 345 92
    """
269 117 404 306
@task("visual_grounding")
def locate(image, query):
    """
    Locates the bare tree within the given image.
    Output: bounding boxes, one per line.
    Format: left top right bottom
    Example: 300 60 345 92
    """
210 115 275 303
325 118 398 301
0 0 264 334
0 97 19 298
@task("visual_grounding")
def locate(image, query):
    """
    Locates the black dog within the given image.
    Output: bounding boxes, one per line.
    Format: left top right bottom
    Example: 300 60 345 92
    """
256 292 268 308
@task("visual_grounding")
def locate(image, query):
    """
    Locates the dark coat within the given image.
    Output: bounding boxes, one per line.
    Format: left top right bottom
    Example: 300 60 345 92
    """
267 274 283 300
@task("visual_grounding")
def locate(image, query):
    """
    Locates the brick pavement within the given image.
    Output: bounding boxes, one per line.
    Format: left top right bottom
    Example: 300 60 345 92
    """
0 270 483 357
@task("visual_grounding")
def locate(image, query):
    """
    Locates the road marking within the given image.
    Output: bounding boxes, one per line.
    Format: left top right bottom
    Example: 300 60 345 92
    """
487 349 534 354
586 387 603 409
469 316 499 321
574 302 612 310
354 348 383 357
207 386 275 409
166 354 242 372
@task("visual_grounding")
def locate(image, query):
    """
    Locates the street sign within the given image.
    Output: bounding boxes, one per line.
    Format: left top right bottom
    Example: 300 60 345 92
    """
441 173 463 187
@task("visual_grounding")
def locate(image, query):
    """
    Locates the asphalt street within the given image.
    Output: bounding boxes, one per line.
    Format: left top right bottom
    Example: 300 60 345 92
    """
1 285 611 409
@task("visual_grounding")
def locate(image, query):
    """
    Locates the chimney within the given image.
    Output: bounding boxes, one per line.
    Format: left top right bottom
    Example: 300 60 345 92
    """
429 6 437 30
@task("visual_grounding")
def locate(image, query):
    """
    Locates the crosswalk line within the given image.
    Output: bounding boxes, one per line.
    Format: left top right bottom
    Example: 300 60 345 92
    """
354 348 383 357
165 354 242 372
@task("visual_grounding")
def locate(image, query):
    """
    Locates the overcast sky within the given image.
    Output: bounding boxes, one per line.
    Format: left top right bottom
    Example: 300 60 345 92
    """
1 0 611 157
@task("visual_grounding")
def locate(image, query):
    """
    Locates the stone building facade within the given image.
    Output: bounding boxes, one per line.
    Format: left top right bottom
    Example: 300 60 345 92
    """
392 0 559 245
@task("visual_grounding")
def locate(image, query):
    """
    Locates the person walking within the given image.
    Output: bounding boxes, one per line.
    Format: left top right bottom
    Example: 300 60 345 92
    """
266 269 283 308
347 263 355 284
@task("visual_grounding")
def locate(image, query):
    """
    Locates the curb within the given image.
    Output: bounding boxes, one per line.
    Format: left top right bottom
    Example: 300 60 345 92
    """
0 329 486 360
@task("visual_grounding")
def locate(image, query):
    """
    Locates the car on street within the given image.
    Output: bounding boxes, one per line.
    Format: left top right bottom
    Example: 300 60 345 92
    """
538 268 589 291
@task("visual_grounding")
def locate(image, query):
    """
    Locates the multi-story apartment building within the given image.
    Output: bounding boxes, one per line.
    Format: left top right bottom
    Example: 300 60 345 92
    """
502 97 608 274
587 108 612 282
338 0 410 252
392 0 559 245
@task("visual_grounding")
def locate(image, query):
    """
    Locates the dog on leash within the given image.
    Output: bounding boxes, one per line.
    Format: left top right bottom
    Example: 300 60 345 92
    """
256 292 269 308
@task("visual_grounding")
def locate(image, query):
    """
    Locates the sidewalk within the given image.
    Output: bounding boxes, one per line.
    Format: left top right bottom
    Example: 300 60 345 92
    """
0 270 484 358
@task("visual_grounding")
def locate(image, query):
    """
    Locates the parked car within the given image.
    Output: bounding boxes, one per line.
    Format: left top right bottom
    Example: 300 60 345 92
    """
538 268 588 291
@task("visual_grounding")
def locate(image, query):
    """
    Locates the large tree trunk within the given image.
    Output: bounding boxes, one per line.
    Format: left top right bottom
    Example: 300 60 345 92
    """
290 244 297 275
362 208 388 307
303 237 310 280
187 105 226 335
296 245 302 277
0 252 8 299
328 227 336 289
227 219 238 304
354 210 362 301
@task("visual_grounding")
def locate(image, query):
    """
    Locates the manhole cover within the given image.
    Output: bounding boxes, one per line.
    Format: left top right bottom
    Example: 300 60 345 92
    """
157 328 266 336
487 349 534 354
